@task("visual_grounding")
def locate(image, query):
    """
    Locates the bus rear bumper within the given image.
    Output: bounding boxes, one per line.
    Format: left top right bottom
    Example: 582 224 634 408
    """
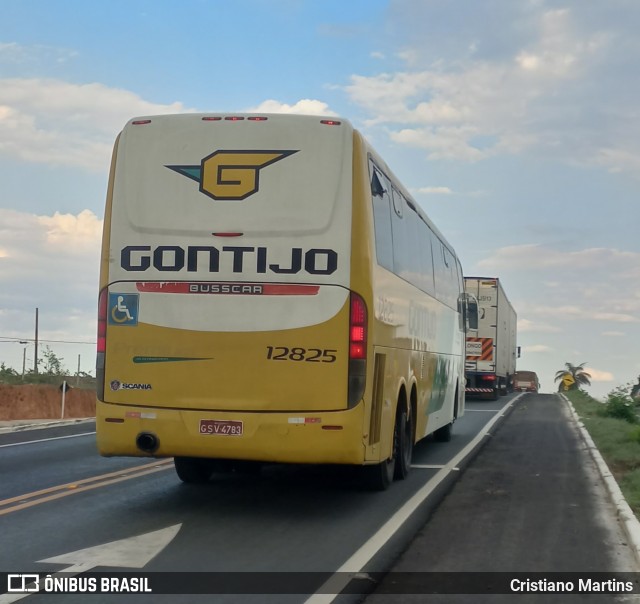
96 401 367 465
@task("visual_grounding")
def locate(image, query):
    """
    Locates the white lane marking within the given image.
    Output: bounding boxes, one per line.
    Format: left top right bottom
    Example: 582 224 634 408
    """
466 409 503 412
0 432 96 448
0 524 182 603
562 394 640 569
411 465 460 471
303 393 524 604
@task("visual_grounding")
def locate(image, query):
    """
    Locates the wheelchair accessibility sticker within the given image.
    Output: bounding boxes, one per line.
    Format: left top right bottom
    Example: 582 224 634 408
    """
108 293 139 326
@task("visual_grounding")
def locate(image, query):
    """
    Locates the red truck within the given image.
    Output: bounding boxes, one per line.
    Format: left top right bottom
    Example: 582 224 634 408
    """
514 370 540 393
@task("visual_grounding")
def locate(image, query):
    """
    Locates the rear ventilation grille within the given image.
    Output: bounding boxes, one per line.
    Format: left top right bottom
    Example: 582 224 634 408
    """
369 353 386 445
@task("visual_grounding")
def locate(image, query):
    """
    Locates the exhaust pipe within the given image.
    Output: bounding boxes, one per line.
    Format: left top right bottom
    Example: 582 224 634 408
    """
136 432 159 454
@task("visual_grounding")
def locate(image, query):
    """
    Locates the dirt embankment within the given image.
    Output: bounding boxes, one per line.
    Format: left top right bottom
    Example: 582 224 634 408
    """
0 384 95 420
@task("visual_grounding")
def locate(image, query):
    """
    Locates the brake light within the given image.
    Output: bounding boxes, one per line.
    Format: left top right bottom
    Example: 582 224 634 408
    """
347 293 367 407
131 120 151 125
248 116 268 121
97 289 107 353
349 294 367 360
225 116 245 121
202 116 222 121
320 120 341 126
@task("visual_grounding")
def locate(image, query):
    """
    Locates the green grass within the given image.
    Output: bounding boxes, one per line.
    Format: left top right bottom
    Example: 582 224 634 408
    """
566 389 640 515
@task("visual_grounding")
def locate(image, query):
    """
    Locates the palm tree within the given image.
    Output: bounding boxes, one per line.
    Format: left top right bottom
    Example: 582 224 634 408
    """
554 362 592 391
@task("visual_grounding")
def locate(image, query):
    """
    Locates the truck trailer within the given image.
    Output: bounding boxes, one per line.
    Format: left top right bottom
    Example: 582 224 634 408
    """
464 277 518 400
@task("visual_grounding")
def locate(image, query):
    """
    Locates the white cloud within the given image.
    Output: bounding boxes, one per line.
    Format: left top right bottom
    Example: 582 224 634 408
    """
523 344 553 353
477 244 640 271
0 207 101 299
0 41 77 65
246 99 337 116
478 244 640 345
0 78 189 171
586 367 615 382
0 207 102 369
526 305 638 324
518 318 561 333
0 207 100 353
0 77 339 172
345 6 638 174
415 186 453 195
37 210 102 249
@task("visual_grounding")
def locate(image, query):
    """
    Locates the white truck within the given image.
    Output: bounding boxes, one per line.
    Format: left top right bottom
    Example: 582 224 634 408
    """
464 277 518 400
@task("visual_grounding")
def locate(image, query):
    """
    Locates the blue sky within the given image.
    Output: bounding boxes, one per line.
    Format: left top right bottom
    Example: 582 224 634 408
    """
0 0 638 399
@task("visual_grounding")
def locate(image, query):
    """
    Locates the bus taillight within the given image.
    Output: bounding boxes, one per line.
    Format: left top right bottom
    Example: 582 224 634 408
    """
349 294 367 360
348 293 367 407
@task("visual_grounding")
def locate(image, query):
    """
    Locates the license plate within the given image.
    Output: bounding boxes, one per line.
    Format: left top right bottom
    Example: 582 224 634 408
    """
199 419 243 436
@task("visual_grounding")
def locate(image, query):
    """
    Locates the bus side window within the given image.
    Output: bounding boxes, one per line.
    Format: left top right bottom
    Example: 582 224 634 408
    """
420 221 436 297
369 161 394 272
433 240 457 310
456 259 465 330
371 170 385 198
390 187 410 279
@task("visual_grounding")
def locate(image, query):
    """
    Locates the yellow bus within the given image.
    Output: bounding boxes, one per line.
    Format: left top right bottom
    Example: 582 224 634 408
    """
96 113 477 490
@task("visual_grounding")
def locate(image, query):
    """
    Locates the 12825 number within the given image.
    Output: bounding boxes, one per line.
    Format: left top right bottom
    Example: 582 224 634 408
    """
266 347 337 363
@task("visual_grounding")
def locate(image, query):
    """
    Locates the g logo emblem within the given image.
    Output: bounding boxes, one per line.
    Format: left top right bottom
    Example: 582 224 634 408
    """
167 150 298 201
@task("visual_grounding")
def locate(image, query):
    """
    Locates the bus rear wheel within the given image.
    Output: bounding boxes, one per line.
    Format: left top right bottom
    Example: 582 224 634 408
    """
174 457 212 483
394 405 413 480
362 401 412 490
362 457 395 491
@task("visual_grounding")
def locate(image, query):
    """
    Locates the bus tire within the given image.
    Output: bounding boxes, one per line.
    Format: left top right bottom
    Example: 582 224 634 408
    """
232 460 262 475
434 422 452 442
174 457 212 483
394 405 413 480
362 457 395 491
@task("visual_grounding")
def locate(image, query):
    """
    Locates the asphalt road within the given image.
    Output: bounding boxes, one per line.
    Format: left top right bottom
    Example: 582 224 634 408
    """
0 393 637 603
365 393 639 603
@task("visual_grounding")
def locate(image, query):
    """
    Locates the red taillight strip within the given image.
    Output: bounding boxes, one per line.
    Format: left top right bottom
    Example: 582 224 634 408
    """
135 282 319 296
349 293 367 360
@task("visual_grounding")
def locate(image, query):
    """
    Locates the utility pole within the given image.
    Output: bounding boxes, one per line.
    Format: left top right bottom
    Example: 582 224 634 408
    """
20 340 28 379
34 307 39 375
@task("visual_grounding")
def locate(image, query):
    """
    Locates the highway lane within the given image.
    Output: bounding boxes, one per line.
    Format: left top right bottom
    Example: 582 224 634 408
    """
366 393 640 604
0 421 155 500
0 395 519 602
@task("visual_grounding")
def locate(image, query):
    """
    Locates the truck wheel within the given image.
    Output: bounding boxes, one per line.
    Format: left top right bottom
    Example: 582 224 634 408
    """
174 457 212 483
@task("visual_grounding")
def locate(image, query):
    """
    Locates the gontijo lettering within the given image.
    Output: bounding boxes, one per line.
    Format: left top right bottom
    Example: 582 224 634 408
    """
121 245 338 275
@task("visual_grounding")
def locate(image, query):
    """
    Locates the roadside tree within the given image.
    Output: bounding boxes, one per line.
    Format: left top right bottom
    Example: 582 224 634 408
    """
554 362 591 392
